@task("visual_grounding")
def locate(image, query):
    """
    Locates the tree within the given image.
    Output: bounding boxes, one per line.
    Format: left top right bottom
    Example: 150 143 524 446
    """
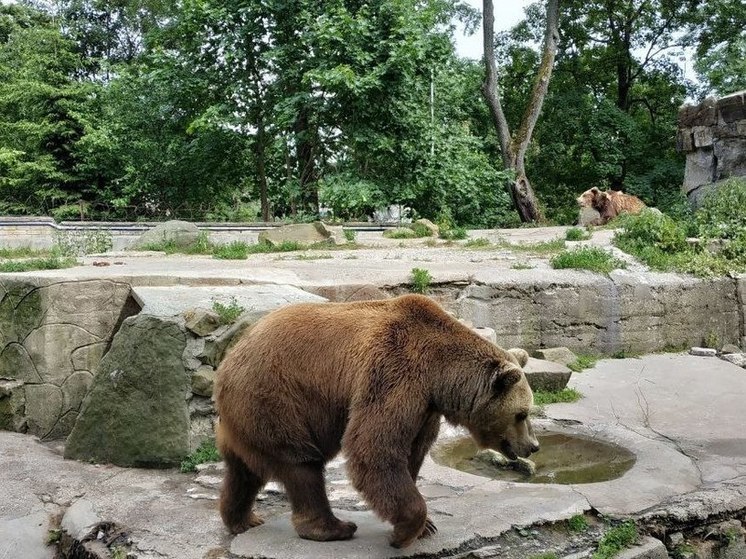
481 0 559 222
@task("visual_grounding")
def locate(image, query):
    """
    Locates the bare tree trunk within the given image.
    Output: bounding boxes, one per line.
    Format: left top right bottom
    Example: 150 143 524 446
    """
482 0 560 223
256 116 270 221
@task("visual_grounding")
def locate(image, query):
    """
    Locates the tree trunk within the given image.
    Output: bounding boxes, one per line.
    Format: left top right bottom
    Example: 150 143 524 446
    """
294 108 319 216
256 116 270 221
482 0 559 223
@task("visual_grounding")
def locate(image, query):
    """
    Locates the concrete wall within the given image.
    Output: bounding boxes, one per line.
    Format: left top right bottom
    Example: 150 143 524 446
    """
1 273 744 445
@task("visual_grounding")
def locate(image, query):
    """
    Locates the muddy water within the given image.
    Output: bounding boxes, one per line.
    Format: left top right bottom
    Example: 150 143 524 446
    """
431 433 636 484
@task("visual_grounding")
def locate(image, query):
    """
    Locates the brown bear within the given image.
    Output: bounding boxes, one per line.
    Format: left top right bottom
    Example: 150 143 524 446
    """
577 187 646 225
214 294 538 549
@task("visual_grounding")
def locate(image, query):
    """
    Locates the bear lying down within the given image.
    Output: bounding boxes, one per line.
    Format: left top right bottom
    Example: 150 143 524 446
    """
214 294 538 549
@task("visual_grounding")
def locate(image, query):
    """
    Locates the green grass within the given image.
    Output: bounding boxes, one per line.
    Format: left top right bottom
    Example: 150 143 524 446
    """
212 298 245 324
439 226 468 240
506 238 566 254
46 529 62 545
592 521 638 559
0 246 52 259
551 247 626 274
465 237 492 248
343 229 357 242
212 241 250 259
565 227 591 241
180 440 221 473
384 228 417 239
568 354 598 372
568 514 589 532
140 231 212 255
411 267 433 294
533 388 582 406
511 262 535 270
410 222 434 237
0 256 77 273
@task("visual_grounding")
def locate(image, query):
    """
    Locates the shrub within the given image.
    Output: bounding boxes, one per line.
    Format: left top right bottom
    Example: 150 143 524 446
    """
180 440 221 473
440 226 468 240
410 222 434 238
696 177 746 261
212 298 245 324
551 247 626 274
565 227 591 241
411 267 433 294
614 209 688 254
213 241 250 260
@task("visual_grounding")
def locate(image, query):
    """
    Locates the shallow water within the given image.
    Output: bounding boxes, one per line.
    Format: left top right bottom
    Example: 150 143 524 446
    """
431 433 636 484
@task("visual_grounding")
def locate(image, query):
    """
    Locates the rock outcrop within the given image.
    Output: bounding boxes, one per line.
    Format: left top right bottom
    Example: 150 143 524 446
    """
677 91 746 207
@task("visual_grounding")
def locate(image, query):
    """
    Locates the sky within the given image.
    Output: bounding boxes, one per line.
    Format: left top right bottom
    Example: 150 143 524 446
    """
453 0 534 59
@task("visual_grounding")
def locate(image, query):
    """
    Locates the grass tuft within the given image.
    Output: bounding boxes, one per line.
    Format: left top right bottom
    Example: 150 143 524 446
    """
565 227 591 241
213 241 250 260
533 388 582 406
568 514 589 533
568 354 598 372
180 440 221 473
592 521 638 559
411 267 433 294
551 247 626 274
212 297 245 324
0 256 77 273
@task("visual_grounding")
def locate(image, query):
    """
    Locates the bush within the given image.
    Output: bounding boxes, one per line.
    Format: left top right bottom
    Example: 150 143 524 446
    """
696 177 746 261
614 209 687 254
565 227 591 241
411 267 432 294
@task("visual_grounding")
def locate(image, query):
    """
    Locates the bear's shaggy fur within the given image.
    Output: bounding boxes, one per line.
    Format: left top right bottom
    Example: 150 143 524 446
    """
214 294 538 548
577 187 646 225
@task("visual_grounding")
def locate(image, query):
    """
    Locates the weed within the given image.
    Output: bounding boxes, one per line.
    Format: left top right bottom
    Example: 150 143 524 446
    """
139 231 212 255
672 543 695 558
511 262 535 270
551 247 626 274
533 388 582 406
465 238 492 248
440 227 468 240
565 227 591 241
592 521 638 559
0 246 52 259
46 529 62 545
56 228 113 256
410 222 434 238
568 514 589 533
343 229 357 242
211 298 245 325
568 355 598 372
293 253 333 260
180 440 221 473
213 241 250 260
411 267 433 294
703 331 720 349
384 228 417 239
111 547 128 559
0 256 77 273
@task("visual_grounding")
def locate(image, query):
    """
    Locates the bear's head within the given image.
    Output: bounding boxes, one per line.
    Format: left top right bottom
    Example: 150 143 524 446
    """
576 187 609 212
463 355 539 460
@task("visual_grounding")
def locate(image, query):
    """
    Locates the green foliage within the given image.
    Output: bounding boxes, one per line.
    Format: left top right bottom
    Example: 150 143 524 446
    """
533 388 583 406
212 241 249 260
696 178 746 261
46 529 62 545
0 256 77 273
505 239 566 254
343 229 357 243
551 247 627 274
565 227 591 241
384 228 417 240
511 262 535 270
410 267 433 294
592 521 638 559
568 355 598 373
568 514 589 533
0 246 51 258
55 229 113 256
465 238 492 248
440 227 468 240
179 440 221 472
211 298 244 325
410 222 434 238
614 209 688 254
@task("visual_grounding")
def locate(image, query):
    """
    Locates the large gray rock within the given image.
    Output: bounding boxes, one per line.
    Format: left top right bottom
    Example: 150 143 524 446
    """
532 347 578 367
64 315 190 467
677 91 746 207
0 379 25 432
578 206 602 226
523 357 572 392
132 220 200 250
258 222 344 246
616 536 667 559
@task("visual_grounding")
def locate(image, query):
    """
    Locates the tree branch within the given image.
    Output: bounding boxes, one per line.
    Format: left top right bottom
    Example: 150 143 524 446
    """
514 0 560 171
481 0 511 168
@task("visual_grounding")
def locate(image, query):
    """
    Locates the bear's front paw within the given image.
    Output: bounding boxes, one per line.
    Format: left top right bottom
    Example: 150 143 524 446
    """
227 512 264 534
418 517 437 539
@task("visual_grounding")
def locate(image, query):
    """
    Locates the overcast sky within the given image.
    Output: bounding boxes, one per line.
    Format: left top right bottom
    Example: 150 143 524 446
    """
454 0 533 59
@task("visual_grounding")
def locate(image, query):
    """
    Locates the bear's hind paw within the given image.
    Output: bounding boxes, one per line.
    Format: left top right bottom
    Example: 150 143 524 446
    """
418 517 437 539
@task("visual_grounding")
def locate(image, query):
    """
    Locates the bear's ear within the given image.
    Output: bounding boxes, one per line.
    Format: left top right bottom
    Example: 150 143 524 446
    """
490 364 523 395
591 187 600 194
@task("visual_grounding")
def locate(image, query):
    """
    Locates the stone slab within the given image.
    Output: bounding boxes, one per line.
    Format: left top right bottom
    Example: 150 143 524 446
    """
523 357 573 391
132 284 327 317
616 536 667 559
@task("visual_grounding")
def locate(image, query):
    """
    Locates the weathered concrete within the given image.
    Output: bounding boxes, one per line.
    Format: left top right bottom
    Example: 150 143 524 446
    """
2 354 745 559
616 536 668 559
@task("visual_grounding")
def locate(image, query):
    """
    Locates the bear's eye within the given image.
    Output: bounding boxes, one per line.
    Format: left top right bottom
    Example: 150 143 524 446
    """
515 411 528 422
